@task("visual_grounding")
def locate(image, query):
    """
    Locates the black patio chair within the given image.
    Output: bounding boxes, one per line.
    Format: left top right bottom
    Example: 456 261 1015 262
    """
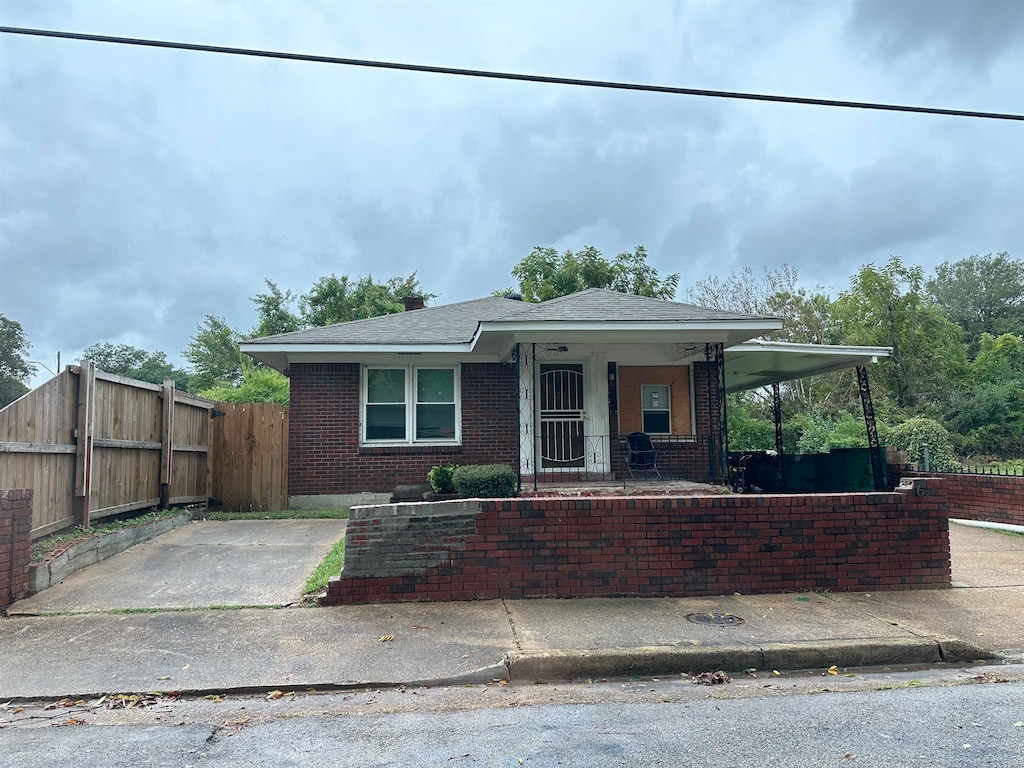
624 432 661 480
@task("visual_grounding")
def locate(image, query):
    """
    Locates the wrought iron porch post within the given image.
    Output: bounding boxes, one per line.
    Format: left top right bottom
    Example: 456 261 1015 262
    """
857 365 885 490
772 381 786 491
532 343 539 491
705 343 728 484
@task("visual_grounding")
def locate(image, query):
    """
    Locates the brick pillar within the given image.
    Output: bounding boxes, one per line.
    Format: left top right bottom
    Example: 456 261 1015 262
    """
0 489 33 610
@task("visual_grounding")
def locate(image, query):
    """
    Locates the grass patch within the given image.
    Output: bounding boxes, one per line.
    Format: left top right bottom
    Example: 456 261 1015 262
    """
303 536 346 595
203 508 349 521
30 508 187 563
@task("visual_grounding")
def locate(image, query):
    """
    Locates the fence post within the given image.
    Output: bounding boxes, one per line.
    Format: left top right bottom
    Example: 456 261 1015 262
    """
160 380 175 508
72 360 96 528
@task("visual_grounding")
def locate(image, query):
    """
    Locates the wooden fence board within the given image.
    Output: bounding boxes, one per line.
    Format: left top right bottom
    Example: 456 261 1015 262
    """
210 402 288 512
0 363 214 538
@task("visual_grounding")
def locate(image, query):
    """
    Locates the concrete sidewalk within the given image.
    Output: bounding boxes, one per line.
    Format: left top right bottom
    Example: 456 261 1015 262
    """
1 523 1021 700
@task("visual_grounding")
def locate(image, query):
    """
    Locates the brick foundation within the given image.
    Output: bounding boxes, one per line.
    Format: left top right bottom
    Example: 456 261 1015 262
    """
905 471 1024 527
323 477 950 605
288 363 519 496
0 489 33 610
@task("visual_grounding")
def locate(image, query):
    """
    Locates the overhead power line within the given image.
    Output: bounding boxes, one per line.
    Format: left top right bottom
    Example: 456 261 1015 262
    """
2 25 1022 122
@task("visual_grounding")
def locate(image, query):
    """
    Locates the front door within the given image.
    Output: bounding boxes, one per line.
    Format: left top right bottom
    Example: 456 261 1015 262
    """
538 363 585 470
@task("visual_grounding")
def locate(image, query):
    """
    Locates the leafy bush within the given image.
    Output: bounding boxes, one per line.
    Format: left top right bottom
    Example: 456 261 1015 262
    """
427 463 456 494
887 417 957 471
452 464 517 498
794 411 868 454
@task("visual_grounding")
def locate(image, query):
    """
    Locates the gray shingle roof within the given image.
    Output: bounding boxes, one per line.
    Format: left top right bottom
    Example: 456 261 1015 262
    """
244 289 778 346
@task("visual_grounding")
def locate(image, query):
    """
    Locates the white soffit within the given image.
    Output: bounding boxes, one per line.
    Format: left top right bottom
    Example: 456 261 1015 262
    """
725 340 892 393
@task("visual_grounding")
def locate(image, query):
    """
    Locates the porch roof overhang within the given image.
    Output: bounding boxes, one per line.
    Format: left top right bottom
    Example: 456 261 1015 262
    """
724 340 891 393
241 318 785 373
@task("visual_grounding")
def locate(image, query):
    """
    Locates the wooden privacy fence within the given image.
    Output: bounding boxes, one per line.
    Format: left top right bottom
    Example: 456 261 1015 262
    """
210 401 288 512
0 362 214 539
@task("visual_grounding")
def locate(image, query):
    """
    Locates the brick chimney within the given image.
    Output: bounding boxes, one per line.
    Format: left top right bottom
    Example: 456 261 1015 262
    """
402 295 425 312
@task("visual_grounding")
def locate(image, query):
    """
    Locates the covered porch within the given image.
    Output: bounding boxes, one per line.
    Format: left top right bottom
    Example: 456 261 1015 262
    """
513 338 890 493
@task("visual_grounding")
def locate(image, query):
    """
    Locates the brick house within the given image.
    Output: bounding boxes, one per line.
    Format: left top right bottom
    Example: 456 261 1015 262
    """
242 289 888 507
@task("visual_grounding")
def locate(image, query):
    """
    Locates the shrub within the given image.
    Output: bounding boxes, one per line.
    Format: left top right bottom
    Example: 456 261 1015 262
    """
452 464 517 498
427 463 456 494
887 417 957 471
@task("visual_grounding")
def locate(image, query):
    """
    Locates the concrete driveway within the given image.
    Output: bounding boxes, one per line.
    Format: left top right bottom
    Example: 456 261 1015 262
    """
8 519 347 614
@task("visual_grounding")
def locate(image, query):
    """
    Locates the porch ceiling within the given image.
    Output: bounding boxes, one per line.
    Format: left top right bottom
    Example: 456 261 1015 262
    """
724 340 891 393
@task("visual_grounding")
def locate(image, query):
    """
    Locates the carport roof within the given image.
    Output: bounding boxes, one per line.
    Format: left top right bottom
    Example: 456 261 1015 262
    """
725 340 891 393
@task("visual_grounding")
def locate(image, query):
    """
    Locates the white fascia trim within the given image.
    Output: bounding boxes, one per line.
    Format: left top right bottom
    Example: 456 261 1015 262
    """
239 342 477 354
728 340 892 357
477 319 784 335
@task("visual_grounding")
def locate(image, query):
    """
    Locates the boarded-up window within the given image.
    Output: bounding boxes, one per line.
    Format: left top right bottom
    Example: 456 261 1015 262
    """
617 366 692 436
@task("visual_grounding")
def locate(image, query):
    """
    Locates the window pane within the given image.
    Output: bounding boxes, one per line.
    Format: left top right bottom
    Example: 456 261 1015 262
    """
642 385 670 411
643 410 671 435
367 369 405 403
416 404 456 440
366 404 406 440
417 369 454 403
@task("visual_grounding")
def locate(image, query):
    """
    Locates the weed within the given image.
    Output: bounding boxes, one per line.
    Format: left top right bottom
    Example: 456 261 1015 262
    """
203 509 349 521
303 537 346 595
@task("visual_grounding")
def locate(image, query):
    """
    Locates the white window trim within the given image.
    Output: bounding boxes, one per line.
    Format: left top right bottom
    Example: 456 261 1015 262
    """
361 364 462 446
641 384 672 436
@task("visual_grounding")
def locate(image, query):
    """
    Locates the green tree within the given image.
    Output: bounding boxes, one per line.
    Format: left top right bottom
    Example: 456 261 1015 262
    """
687 264 850 414
300 272 434 326
198 361 289 404
834 256 966 412
945 333 1024 457
184 315 244 390
509 245 679 303
81 343 190 390
0 313 34 408
926 252 1024 355
250 279 301 338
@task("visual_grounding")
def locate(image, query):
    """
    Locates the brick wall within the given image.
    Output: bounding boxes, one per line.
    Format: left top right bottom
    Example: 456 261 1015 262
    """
288 363 519 495
0 489 33 610
323 477 949 604
905 471 1024 527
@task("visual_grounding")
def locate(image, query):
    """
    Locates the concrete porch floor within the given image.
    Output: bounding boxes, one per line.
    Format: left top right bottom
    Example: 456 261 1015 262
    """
521 479 726 497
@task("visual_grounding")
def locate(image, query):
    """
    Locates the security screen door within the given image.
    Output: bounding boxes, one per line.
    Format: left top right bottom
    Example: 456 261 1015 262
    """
538 363 585 469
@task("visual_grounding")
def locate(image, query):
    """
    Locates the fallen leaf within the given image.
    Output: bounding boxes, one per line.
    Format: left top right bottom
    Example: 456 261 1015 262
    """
690 671 731 685
827 665 839 675
58 717 86 726
1013 721 1023 727
158 675 171 681
267 690 285 700
204 694 225 703
379 634 394 643
772 670 781 676
182 664 190 670
844 753 856 760
461 654 470 659
411 624 430 630
12 707 23 714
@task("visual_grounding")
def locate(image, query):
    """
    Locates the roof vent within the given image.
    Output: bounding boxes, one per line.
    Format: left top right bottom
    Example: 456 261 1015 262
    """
402 295 426 312
503 291 523 301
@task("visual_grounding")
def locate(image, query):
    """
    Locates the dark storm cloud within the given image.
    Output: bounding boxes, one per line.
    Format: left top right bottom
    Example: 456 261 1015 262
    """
848 0 1024 71
1 0 1022 388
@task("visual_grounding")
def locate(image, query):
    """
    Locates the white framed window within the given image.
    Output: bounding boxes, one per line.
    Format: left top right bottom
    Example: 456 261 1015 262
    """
362 365 461 444
641 384 671 435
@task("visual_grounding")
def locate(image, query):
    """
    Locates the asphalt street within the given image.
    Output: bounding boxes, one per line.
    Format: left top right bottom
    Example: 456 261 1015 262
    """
2 680 1022 767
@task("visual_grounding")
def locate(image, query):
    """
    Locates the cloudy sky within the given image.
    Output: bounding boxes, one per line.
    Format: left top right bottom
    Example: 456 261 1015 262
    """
2 0 1023 385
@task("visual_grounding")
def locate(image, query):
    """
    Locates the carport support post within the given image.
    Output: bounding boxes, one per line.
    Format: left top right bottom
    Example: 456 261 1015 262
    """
772 382 786 491
856 365 885 491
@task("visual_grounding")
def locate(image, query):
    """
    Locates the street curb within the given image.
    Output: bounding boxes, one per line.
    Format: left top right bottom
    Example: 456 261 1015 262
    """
505 638 998 681
0 662 512 705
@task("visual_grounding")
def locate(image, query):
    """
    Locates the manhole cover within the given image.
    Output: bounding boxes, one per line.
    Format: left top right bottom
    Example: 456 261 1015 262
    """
685 612 745 626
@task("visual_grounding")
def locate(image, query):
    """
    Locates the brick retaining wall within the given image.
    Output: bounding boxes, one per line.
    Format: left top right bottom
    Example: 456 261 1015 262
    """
905 471 1024 527
323 478 950 605
0 489 33 610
